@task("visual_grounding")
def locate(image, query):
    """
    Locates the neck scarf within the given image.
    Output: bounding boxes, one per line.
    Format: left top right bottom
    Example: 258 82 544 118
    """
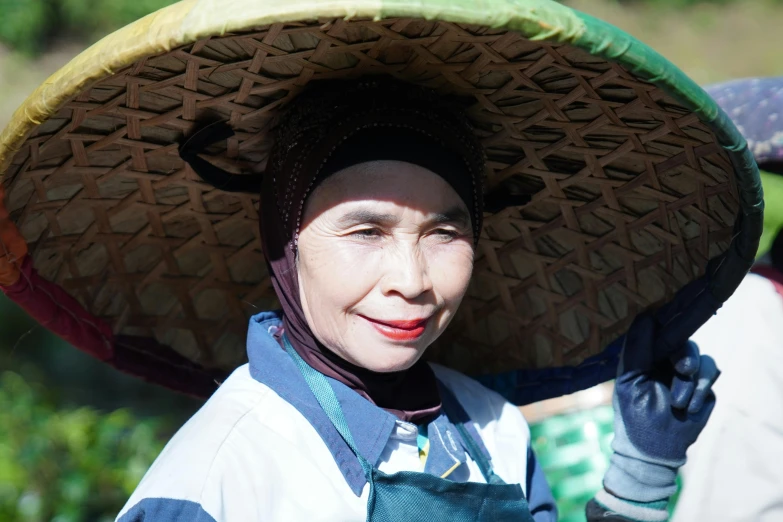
258 79 485 423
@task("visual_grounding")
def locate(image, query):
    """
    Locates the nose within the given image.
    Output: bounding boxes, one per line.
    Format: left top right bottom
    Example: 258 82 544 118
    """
380 242 433 300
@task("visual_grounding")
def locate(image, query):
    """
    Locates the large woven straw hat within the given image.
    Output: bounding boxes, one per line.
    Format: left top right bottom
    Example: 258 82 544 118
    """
0 0 762 403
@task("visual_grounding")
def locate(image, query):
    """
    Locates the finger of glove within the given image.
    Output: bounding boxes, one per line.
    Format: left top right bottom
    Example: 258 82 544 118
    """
671 374 696 410
688 355 721 415
688 390 717 430
670 342 701 409
669 340 701 377
620 313 656 374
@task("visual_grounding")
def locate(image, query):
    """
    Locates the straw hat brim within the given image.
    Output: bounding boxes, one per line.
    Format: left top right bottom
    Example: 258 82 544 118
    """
0 0 762 403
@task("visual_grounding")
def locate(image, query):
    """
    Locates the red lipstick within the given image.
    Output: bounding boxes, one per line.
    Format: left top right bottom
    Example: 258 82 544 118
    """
360 316 429 341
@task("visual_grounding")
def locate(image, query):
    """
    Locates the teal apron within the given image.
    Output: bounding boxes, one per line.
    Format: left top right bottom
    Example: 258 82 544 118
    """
283 336 536 522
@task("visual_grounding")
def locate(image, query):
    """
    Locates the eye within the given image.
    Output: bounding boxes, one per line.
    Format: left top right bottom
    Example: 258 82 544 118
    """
350 228 383 239
431 228 461 240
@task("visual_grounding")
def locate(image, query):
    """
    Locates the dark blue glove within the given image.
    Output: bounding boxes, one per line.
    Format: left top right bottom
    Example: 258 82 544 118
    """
603 283 721 506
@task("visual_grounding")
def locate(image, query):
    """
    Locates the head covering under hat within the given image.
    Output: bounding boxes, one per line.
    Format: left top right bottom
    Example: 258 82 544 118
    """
256 79 486 422
0 0 763 405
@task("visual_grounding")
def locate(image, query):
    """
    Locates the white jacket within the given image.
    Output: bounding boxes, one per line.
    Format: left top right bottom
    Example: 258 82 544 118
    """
117 311 556 521
674 273 783 522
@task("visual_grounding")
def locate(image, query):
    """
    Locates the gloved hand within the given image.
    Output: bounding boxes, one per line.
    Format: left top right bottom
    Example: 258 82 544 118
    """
603 283 721 507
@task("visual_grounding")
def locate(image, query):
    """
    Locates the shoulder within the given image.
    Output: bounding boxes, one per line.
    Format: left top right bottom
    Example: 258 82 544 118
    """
116 365 285 521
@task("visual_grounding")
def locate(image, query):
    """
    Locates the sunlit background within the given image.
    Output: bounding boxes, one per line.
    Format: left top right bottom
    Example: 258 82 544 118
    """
1 1 782 520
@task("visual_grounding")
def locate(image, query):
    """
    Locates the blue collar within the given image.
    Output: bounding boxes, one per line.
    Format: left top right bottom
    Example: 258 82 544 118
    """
246 311 491 495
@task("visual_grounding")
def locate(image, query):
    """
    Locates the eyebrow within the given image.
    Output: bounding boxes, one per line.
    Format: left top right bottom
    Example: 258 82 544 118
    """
426 206 472 229
335 205 472 229
335 210 400 228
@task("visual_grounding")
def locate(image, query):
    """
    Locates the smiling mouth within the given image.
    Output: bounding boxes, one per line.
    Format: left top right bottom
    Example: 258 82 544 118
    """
359 315 430 341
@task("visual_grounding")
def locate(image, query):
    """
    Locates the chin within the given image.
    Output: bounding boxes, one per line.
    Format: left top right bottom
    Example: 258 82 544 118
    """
370 360 417 373
360 346 424 373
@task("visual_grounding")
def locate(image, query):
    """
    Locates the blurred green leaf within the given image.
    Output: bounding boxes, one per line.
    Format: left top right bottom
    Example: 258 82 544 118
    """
0 371 168 521
0 0 176 54
59 0 177 40
0 0 50 55
759 169 783 257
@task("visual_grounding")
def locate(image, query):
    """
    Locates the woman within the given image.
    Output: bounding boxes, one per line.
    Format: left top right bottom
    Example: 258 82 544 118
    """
110 79 722 522
0 1 761 521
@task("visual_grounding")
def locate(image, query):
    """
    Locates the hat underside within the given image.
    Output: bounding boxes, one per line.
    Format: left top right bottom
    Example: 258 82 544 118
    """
2 17 739 376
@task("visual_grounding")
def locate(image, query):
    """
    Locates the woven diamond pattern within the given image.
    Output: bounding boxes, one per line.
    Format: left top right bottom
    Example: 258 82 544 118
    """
3 19 738 374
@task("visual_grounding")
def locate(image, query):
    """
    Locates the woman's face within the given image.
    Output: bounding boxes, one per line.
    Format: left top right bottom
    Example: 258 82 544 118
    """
296 160 475 372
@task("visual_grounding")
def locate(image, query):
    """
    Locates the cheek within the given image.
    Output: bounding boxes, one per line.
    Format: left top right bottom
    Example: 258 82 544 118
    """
430 246 474 303
299 239 380 308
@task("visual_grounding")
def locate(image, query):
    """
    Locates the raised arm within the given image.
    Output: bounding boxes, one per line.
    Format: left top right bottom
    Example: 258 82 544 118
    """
586 284 721 521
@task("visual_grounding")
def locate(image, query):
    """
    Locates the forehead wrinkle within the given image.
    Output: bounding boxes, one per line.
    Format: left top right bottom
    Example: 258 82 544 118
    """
332 204 472 231
335 209 400 227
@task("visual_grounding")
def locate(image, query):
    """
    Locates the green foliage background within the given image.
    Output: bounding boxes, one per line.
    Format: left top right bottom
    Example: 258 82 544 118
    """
0 0 176 54
0 293 200 521
760 171 783 255
0 372 168 522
